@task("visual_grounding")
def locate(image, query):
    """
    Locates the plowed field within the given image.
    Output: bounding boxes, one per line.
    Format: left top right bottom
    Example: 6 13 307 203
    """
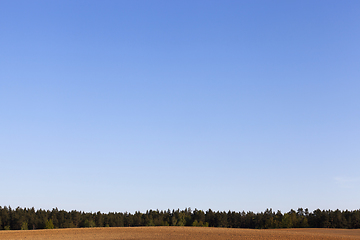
1 227 360 240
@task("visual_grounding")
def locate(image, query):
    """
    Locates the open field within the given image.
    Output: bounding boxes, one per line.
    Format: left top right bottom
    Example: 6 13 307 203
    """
1 227 360 240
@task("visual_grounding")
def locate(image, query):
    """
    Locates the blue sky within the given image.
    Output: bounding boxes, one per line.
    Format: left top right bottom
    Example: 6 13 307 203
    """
1 0 360 213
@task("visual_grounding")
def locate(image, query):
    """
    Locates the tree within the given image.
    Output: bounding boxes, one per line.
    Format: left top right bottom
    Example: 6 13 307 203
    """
21 221 28 230
193 209 206 225
95 211 104 227
281 213 292 228
176 212 186 226
45 219 54 229
83 219 96 228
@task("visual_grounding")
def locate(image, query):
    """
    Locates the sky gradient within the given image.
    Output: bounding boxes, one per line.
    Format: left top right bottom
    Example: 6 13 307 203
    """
1 0 360 214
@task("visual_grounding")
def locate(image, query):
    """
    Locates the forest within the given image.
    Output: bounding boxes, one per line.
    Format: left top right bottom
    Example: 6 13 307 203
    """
0 206 359 230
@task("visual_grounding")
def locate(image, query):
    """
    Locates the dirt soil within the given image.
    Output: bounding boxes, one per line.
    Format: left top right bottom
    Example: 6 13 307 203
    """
1 227 360 240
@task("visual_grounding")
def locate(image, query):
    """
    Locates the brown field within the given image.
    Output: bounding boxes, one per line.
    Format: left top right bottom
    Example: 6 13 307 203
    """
1 227 360 240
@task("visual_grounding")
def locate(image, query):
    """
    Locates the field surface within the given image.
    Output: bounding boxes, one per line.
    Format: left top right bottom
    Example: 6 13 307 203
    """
1 227 360 240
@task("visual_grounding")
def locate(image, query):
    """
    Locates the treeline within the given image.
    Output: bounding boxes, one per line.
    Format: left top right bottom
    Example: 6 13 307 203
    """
1 206 360 230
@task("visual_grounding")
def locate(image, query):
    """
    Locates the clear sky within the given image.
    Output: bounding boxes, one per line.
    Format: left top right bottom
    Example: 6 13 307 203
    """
1 0 360 214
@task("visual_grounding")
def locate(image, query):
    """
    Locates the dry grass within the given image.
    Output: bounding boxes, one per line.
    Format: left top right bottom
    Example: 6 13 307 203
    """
1 227 360 240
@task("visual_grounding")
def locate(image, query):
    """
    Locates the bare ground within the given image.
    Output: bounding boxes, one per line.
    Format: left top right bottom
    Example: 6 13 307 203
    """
1 227 360 240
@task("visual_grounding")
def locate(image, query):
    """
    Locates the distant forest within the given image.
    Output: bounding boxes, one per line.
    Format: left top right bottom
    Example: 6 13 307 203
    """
1 206 359 230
